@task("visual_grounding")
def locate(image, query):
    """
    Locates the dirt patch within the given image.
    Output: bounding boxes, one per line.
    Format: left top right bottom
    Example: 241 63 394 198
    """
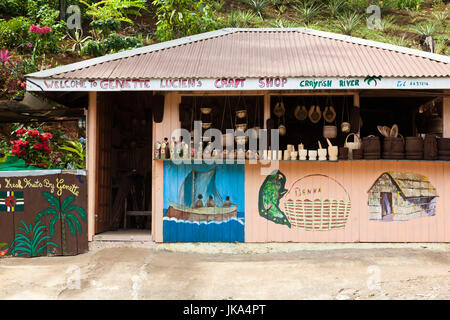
1 245 449 299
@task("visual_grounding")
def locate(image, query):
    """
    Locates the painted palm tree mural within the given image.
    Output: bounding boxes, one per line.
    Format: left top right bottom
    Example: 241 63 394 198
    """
9 219 59 257
36 192 86 255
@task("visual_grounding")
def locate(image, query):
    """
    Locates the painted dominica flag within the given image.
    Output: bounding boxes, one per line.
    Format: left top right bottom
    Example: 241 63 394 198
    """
0 191 24 212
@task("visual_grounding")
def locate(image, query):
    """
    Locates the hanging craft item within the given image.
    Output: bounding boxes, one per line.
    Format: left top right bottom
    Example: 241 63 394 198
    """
221 96 234 147
294 98 308 121
323 97 336 123
323 106 336 123
278 124 287 136
323 124 337 139
200 107 212 115
349 98 361 133
274 97 286 136
234 96 248 126
236 110 247 119
250 97 261 140
273 100 286 118
235 96 249 142
199 97 212 129
308 105 322 124
322 96 337 138
341 96 351 133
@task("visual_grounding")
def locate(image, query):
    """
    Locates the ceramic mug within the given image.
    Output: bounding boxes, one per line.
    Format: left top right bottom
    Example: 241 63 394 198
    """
299 149 308 160
308 150 317 160
318 148 327 161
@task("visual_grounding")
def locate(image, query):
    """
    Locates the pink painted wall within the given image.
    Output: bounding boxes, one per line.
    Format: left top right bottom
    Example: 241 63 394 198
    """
245 161 450 242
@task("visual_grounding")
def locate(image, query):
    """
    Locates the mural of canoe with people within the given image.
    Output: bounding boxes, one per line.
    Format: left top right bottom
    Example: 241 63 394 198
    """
163 162 245 242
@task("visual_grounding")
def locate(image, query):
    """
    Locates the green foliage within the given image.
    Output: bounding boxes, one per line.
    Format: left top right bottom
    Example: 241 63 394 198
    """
81 39 105 56
246 0 270 18
66 29 92 55
396 0 425 11
0 138 10 158
0 17 31 49
104 33 142 52
59 140 86 169
90 17 121 37
434 35 449 55
335 11 362 35
9 219 59 257
270 18 298 28
431 10 448 27
327 0 346 17
212 0 225 12
152 0 221 42
389 34 413 47
80 0 148 25
378 15 396 32
293 1 323 25
412 23 436 37
344 0 369 11
227 10 257 27
81 33 143 56
0 0 26 16
27 3 60 27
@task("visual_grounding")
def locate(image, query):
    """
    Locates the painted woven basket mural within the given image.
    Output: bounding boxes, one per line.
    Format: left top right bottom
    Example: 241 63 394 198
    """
283 174 351 230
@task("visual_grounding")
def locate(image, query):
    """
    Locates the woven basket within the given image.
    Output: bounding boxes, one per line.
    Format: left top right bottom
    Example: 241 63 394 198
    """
283 174 351 231
284 199 351 230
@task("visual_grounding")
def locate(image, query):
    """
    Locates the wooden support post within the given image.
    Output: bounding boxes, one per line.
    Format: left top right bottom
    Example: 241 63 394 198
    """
353 91 360 107
443 92 450 138
263 92 270 128
87 92 97 241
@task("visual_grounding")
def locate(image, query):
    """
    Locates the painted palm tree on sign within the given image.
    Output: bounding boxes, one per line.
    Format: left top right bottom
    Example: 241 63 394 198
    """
364 76 382 86
36 192 86 255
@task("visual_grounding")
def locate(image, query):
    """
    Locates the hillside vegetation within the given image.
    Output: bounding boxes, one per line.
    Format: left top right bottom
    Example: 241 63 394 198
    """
0 0 449 99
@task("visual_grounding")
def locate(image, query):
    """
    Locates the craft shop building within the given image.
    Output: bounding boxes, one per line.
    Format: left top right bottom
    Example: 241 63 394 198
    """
25 28 450 245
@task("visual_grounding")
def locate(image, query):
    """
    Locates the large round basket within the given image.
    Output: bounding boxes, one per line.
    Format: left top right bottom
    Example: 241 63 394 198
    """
282 174 351 231
284 199 351 230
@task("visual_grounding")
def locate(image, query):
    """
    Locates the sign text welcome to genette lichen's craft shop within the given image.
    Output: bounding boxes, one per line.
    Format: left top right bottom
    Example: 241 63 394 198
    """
26 76 447 91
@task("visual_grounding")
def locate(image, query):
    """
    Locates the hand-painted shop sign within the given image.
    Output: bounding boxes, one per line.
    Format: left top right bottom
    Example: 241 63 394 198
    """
26 76 449 91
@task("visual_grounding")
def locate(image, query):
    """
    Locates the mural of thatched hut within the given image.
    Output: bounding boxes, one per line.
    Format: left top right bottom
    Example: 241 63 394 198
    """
368 172 438 222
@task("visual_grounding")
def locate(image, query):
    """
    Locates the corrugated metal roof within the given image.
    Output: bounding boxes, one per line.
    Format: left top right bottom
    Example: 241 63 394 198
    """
27 28 450 79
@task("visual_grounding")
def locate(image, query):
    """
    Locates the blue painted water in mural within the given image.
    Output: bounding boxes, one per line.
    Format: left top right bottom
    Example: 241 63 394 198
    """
163 162 245 242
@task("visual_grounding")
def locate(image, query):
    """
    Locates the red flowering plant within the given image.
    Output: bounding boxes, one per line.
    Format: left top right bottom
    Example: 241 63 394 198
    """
28 24 62 61
0 49 38 98
9 124 57 168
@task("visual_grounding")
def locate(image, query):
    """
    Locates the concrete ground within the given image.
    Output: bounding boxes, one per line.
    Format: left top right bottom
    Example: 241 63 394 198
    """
0 243 449 300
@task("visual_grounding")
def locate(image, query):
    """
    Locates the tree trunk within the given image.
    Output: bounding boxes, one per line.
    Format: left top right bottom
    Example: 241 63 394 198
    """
59 0 67 21
61 218 67 255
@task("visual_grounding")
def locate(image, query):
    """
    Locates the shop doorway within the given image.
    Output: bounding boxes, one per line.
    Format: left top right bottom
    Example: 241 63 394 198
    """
94 92 154 240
